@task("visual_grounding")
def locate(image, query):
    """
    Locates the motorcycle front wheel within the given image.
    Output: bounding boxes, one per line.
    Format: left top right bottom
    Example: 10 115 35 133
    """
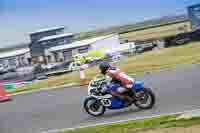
84 97 106 117
134 87 155 109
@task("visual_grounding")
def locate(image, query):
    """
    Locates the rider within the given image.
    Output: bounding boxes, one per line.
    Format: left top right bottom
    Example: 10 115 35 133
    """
99 61 135 105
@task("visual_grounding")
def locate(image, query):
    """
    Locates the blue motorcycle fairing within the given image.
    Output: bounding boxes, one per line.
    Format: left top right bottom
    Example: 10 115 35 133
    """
107 80 145 110
132 80 144 91
107 97 124 109
104 83 121 93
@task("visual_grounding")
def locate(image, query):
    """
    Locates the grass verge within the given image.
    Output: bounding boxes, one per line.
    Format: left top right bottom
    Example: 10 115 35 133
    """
13 41 200 94
56 115 200 133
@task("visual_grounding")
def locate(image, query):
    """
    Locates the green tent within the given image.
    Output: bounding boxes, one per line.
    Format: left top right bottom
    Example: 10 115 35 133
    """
3 83 14 91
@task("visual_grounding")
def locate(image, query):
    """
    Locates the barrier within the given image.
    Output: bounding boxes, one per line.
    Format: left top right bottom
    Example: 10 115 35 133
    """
3 83 14 91
79 65 89 86
80 69 87 86
1 81 32 93
0 81 11 102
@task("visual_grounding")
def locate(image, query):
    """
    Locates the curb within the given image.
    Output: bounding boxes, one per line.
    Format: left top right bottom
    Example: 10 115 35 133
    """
41 109 200 133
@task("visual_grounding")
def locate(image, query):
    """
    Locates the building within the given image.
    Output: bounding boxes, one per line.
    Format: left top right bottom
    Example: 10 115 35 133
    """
29 27 74 63
29 27 65 43
188 4 200 31
0 48 31 68
45 34 120 63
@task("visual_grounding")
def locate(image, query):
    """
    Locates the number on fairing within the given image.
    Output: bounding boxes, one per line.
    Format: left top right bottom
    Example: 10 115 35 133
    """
101 99 111 107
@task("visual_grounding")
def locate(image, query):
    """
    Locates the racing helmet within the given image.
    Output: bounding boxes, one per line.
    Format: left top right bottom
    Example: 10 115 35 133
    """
99 61 111 75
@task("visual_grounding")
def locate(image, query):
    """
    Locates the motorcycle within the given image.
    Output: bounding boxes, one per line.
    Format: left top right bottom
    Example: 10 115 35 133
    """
83 75 156 117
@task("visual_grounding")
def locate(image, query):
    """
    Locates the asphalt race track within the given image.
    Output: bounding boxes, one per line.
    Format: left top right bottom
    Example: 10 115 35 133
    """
1 64 200 133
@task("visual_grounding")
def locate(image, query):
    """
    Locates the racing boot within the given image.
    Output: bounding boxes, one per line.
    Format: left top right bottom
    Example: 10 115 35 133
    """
123 96 134 107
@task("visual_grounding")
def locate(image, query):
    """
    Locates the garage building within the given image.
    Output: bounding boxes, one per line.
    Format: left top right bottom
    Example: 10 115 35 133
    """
45 34 120 63
0 48 31 68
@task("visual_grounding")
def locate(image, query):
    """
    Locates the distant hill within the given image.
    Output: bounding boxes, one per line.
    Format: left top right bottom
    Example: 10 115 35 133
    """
74 14 189 41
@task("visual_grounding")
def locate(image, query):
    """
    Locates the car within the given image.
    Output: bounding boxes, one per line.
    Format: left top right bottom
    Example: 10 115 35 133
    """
111 53 124 62
68 62 81 71
7 66 17 72
41 63 61 70
68 62 89 71
35 73 48 80
0 64 7 74
0 64 4 71
33 64 48 80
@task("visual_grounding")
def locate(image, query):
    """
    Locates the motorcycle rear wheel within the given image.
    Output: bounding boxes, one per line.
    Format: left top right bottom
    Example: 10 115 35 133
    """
134 87 155 109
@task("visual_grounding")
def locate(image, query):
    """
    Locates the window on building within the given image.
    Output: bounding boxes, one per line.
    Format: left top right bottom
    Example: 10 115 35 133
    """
41 41 48 45
58 40 64 45
47 55 52 63
63 50 72 61
54 52 59 62
78 46 89 53
27 58 31 64
63 39 68 44
56 31 62 35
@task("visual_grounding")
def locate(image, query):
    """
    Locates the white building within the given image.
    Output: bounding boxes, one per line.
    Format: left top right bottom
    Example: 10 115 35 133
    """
0 48 31 68
45 34 121 63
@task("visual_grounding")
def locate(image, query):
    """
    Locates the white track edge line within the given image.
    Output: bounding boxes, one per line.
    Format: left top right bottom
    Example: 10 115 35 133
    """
41 108 200 133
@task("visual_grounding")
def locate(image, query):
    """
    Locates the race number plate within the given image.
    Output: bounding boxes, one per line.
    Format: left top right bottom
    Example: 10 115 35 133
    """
101 99 112 107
